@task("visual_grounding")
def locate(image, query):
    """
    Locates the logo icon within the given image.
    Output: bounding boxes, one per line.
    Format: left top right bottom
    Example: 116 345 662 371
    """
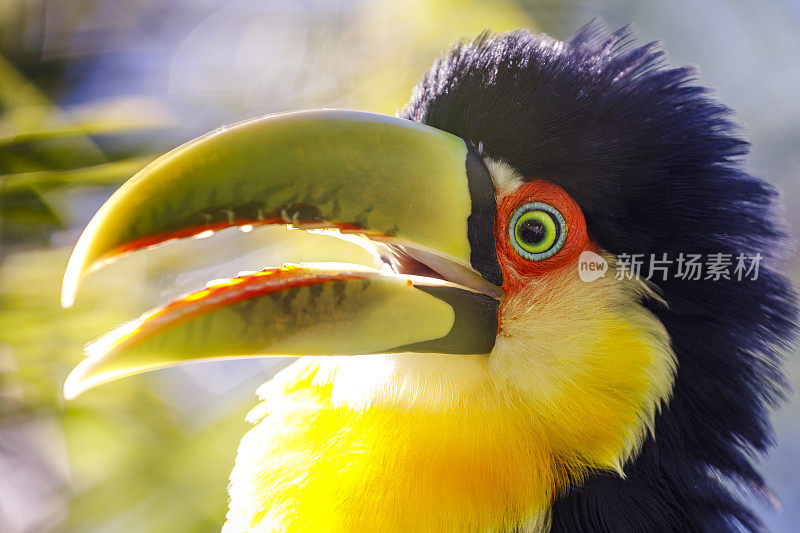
578 250 608 282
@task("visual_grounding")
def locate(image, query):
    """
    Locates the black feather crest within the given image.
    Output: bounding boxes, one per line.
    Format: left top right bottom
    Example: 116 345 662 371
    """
401 21 798 532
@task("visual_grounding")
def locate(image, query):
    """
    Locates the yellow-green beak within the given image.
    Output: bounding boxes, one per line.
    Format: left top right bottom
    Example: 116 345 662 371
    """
62 110 502 399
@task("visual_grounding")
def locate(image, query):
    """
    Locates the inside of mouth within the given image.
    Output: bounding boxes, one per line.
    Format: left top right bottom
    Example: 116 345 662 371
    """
92 223 502 306
381 242 502 298
281 226 501 297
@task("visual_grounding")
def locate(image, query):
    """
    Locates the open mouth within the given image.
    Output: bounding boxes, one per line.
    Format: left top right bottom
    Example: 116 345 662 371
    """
62 110 503 399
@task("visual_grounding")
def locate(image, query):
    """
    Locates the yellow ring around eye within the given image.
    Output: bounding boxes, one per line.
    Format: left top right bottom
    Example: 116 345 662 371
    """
508 202 567 261
515 211 557 254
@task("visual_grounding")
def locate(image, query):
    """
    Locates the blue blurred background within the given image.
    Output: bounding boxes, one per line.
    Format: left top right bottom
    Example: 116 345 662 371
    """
1 0 798 531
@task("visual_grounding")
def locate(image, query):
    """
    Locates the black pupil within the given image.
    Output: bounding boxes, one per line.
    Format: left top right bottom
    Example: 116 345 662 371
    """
519 217 548 245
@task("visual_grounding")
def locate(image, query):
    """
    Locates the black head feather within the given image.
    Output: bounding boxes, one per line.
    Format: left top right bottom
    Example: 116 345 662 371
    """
401 22 798 532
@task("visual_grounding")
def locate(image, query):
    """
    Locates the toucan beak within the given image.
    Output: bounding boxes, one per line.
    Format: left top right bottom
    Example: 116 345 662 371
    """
62 110 503 399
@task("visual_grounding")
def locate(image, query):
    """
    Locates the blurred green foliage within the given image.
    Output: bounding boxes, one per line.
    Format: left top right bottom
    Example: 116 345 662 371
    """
0 249 250 531
0 54 171 250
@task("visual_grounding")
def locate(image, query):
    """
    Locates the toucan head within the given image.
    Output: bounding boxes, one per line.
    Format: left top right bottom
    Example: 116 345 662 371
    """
62 23 796 529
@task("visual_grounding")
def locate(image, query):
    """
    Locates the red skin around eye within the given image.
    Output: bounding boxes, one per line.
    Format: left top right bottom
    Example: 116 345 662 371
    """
495 179 594 294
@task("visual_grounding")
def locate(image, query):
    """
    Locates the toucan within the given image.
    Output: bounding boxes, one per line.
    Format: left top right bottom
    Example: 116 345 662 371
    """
61 23 797 532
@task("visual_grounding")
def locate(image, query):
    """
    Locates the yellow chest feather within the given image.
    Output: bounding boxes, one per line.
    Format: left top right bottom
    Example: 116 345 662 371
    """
227 364 557 532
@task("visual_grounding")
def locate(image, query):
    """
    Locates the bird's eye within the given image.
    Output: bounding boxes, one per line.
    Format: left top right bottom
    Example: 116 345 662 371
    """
509 202 567 261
